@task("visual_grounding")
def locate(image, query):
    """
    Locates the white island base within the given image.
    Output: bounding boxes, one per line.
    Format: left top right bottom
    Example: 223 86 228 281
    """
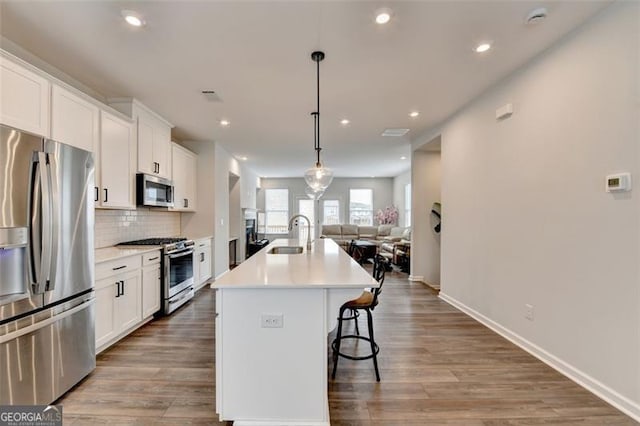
213 239 378 425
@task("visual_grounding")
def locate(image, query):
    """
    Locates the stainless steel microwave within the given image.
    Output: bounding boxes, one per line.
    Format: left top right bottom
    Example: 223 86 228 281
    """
136 173 174 207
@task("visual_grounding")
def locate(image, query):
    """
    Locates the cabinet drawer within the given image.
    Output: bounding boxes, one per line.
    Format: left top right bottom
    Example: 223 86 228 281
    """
96 255 141 281
196 237 212 248
142 250 162 266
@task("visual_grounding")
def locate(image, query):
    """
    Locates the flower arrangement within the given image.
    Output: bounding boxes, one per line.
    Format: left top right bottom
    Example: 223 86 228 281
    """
375 205 399 225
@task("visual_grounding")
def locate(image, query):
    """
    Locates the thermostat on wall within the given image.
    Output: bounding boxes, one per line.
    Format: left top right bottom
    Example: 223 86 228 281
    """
605 172 631 192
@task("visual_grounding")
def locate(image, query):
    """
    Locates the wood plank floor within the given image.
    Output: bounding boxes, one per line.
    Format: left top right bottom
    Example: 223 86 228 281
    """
58 271 637 425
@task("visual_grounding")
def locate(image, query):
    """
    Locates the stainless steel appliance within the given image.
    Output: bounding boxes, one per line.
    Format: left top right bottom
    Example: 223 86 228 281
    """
136 173 174 208
118 237 194 314
0 125 95 405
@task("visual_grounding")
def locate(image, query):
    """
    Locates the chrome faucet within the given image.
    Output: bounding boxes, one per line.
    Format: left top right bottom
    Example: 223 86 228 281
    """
288 214 312 251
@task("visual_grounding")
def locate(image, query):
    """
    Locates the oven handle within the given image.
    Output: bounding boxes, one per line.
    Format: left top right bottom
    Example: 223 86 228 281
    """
166 249 194 259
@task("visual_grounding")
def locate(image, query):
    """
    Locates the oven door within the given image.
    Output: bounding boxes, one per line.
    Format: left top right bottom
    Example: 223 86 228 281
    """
164 248 194 298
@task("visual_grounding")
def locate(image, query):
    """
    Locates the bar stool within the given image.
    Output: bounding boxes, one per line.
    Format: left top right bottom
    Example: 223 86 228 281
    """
331 254 388 382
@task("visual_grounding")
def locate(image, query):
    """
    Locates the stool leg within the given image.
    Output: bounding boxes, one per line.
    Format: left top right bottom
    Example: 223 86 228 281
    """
352 309 360 336
366 309 380 382
332 308 345 380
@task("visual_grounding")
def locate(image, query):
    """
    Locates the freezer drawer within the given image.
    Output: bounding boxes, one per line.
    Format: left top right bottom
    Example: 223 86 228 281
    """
0 298 95 405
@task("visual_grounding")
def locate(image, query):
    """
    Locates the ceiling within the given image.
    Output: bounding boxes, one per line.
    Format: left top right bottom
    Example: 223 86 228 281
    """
0 1 610 178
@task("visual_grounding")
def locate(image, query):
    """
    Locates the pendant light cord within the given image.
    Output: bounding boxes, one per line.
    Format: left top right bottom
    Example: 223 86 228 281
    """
316 53 321 167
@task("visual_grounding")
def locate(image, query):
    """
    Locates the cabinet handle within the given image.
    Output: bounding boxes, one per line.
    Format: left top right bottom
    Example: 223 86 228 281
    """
112 265 126 271
121 280 125 296
157 162 160 173
184 198 188 208
94 187 98 202
115 281 121 298
200 253 204 262
148 256 159 261
103 188 108 203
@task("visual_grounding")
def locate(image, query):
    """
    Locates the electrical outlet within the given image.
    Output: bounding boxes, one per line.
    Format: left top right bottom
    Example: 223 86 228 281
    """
525 304 534 321
261 314 284 328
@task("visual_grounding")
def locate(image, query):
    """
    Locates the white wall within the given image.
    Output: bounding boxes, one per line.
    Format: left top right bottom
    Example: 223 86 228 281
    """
181 141 257 279
418 2 639 417
180 140 216 239
410 151 441 285
393 170 411 227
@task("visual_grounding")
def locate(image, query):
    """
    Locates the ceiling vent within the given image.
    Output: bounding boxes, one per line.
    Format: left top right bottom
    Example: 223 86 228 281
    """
381 128 410 137
525 7 547 25
201 90 222 102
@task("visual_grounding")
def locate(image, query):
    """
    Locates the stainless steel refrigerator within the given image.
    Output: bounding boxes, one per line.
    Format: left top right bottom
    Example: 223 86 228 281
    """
0 124 96 405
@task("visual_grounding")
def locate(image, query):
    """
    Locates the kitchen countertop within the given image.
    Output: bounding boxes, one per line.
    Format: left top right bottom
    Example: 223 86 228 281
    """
95 246 162 264
187 235 214 242
212 238 378 289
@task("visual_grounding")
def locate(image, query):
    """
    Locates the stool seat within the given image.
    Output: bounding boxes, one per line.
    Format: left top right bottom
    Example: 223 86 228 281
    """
343 291 375 309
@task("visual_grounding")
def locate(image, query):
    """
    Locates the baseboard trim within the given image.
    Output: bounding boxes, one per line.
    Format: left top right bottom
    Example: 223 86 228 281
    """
438 292 640 422
408 275 424 282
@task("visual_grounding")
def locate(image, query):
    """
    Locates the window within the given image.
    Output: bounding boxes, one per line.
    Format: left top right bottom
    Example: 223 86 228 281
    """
265 189 289 234
349 189 373 225
298 199 315 240
404 183 411 227
322 200 340 225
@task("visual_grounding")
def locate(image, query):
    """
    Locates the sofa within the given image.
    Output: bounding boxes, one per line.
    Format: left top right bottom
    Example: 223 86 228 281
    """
320 224 411 250
379 227 412 271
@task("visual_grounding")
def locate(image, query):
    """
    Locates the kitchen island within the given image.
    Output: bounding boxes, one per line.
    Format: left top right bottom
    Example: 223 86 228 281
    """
212 238 378 426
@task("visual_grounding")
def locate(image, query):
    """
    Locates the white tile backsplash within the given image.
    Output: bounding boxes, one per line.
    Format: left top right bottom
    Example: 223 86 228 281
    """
95 209 181 248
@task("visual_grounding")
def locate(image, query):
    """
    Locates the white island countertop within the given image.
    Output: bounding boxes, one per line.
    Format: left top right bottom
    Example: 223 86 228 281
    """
212 238 378 289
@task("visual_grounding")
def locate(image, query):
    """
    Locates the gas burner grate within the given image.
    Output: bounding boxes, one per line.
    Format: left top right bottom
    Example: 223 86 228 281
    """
118 237 187 246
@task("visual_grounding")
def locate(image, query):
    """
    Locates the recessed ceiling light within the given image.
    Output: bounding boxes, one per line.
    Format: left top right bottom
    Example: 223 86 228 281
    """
375 8 392 25
121 10 145 27
475 43 491 53
239 156 248 161
409 111 420 118
400 156 407 160
340 119 350 125
220 119 230 127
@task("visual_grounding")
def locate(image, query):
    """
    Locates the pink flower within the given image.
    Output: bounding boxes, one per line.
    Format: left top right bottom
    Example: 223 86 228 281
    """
376 205 399 225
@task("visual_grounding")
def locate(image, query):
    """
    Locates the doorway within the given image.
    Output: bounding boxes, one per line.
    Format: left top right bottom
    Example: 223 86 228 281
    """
410 135 441 290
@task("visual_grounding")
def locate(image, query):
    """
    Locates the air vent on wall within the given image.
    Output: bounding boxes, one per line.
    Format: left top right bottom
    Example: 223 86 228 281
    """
201 90 222 102
381 128 410 137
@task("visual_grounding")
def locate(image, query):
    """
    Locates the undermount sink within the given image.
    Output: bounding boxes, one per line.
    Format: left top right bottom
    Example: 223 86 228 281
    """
268 246 304 255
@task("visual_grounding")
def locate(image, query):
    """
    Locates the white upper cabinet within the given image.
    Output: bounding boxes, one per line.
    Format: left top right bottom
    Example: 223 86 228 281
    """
51 84 99 153
0 54 50 136
99 110 135 209
109 99 173 180
170 142 197 212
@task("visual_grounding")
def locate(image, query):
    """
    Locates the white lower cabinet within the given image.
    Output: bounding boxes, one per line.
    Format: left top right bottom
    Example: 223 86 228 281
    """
95 269 141 351
194 237 212 290
141 251 162 318
95 249 161 353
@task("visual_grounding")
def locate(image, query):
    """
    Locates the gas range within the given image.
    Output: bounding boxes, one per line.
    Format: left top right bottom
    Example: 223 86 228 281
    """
118 237 195 314
118 237 194 253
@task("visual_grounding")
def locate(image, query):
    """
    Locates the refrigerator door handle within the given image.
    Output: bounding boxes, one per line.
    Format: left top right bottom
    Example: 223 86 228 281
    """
0 299 95 345
29 152 54 294
45 153 60 292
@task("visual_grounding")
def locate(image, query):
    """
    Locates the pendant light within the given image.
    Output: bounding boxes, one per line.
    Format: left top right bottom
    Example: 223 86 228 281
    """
304 50 334 191
305 185 325 200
